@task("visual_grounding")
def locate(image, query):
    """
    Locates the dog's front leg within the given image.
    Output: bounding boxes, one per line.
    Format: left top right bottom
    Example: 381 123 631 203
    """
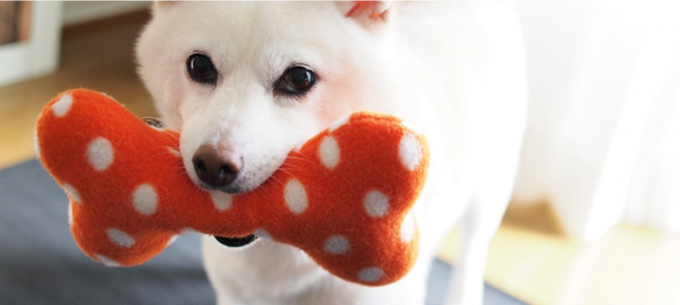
444 164 518 305
216 296 232 305
444 200 493 305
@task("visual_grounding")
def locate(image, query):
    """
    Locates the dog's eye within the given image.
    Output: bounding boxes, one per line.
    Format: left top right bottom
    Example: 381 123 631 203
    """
276 66 316 96
187 54 218 85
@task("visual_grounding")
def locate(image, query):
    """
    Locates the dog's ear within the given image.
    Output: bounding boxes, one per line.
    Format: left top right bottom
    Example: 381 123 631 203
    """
152 1 182 14
336 1 392 28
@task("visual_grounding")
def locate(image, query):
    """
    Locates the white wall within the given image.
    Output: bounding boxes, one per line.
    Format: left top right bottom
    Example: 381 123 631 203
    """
62 1 150 26
0 2 63 87
0 1 151 87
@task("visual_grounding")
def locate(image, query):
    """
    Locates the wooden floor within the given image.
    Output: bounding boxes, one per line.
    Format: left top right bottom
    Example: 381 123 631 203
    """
2 10 679 305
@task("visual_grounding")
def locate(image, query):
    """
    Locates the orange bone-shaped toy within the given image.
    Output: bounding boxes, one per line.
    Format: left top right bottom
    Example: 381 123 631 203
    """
36 89 429 286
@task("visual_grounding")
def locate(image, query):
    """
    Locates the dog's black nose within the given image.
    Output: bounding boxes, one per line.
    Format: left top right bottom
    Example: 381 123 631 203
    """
192 145 242 188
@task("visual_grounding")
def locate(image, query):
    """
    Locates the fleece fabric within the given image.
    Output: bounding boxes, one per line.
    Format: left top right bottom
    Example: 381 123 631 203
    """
35 89 430 286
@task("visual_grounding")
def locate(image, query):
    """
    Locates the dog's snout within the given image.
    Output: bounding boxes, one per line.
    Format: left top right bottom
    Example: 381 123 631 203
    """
192 145 242 189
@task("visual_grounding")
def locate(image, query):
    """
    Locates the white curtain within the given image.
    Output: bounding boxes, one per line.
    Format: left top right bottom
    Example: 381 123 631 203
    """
511 1 680 241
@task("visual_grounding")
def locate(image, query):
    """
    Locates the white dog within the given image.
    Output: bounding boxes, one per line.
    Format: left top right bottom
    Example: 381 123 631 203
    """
136 2 526 305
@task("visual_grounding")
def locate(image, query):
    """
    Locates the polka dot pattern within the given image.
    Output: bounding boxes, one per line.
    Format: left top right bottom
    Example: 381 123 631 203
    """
132 184 158 215
33 130 40 158
284 178 308 214
95 254 120 267
68 202 74 226
358 267 384 283
107 228 135 248
398 134 423 171
63 183 81 204
364 190 389 218
210 191 232 212
86 137 114 171
318 136 340 169
167 235 179 246
329 113 351 132
324 235 350 255
400 212 417 243
51 94 73 117
180 228 196 235
253 228 271 240
36 90 430 286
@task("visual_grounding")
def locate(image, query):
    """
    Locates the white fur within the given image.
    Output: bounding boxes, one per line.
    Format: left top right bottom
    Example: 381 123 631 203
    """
137 2 526 305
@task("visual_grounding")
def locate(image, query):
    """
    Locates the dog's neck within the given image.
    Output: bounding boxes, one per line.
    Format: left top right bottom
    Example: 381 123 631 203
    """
204 237 364 303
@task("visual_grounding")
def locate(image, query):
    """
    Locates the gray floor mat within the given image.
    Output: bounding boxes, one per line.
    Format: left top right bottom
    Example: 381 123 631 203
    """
0 160 524 305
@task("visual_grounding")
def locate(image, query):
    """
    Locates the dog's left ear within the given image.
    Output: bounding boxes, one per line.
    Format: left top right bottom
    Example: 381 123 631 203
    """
336 1 392 28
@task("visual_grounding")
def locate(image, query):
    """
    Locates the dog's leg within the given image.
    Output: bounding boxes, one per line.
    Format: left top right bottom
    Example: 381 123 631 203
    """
444 164 518 305
216 296 230 305
444 198 495 305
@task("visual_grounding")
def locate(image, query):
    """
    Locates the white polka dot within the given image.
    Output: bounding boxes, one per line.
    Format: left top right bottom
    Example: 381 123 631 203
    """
363 190 389 218
107 228 135 248
284 178 308 214
63 183 81 204
87 137 114 171
95 254 120 267
318 136 340 169
398 134 423 171
132 184 158 215
400 212 417 243
253 228 271 239
358 267 384 283
210 191 232 212
181 228 197 235
68 203 74 226
167 235 179 246
33 130 40 158
329 113 351 132
324 235 350 255
51 94 73 117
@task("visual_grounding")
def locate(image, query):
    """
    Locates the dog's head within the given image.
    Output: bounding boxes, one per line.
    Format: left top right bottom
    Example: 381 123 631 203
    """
137 1 400 193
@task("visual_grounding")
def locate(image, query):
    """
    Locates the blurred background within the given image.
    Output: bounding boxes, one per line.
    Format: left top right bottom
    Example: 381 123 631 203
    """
1 1 680 305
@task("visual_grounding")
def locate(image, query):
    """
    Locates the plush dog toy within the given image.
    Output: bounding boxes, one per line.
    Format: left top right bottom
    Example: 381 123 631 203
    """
35 89 429 286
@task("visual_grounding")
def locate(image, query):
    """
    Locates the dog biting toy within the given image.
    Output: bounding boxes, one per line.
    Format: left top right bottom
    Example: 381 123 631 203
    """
35 89 429 286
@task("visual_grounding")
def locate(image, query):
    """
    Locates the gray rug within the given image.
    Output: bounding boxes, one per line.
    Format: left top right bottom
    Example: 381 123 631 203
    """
0 160 524 305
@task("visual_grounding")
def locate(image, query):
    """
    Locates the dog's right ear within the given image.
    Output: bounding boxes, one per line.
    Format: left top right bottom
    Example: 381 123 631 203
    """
152 1 181 14
335 1 392 29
